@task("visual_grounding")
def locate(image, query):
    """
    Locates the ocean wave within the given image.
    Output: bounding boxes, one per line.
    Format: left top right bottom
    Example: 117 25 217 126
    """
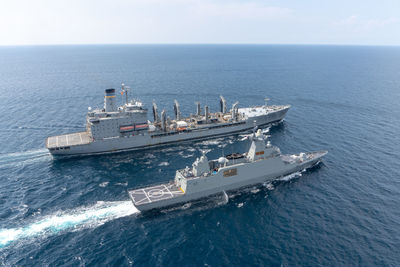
99 182 109 187
199 138 224 146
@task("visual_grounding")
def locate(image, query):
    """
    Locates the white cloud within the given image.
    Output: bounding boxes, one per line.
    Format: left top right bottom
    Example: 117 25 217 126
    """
188 1 293 20
336 15 400 30
0 0 399 45
0 0 295 45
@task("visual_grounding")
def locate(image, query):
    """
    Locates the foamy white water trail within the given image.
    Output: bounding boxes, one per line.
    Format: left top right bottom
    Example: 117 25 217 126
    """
262 127 270 134
239 127 270 141
278 171 303 182
0 201 138 248
0 149 50 167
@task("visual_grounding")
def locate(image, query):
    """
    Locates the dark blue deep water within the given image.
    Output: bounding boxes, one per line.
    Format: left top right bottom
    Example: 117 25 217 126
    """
0 45 399 266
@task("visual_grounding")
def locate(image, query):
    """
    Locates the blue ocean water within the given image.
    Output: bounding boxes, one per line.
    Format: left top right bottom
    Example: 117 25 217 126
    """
0 45 399 266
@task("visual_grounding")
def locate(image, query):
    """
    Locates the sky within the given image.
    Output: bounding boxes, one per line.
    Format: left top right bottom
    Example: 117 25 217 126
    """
0 0 399 46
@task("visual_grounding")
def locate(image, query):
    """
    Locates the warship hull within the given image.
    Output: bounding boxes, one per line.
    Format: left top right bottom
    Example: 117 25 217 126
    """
129 151 326 212
48 107 288 156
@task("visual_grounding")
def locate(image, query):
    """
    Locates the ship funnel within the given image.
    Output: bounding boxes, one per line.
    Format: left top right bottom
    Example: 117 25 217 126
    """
174 99 181 120
231 101 239 121
161 109 167 131
204 105 209 123
152 102 159 122
220 95 227 113
104 88 117 112
195 102 201 116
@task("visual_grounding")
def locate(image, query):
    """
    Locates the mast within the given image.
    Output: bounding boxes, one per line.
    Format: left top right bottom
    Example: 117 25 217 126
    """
152 102 159 122
220 95 227 113
174 99 181 120
161 109 167 131
121 83 129 105
204 105 209 123
231 101 239 122
195 102 201 116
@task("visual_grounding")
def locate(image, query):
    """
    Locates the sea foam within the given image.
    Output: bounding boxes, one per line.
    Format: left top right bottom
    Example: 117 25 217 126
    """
0 201 138 248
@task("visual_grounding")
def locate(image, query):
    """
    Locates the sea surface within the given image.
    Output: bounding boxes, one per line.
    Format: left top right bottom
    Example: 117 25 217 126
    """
0 45 399 266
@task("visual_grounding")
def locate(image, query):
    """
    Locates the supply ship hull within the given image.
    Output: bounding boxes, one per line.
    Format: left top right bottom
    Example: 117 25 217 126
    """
46 85 290 156
47 107 288 156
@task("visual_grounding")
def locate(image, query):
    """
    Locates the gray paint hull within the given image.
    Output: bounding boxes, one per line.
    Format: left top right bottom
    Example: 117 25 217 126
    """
131 153 325 212
50 108 288 156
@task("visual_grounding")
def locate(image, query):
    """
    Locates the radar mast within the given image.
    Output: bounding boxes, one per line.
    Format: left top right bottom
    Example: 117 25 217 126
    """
121 83 130 105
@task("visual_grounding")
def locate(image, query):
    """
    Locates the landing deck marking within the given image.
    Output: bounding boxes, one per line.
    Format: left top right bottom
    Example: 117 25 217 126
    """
129 183 186 206
142 189 152 203
163 185 174 197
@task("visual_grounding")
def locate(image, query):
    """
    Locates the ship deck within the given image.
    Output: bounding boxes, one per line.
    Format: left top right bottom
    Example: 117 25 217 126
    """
46 132 91 149
281 151 328 164
128 183 185 206
238 105 290 117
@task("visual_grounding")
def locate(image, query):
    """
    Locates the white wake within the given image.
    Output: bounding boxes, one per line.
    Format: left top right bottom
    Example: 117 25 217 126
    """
0 149 50 168
0 201 138 248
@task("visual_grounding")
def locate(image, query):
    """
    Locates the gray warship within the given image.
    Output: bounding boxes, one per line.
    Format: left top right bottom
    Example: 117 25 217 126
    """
46 84 290 156
128 129 327 212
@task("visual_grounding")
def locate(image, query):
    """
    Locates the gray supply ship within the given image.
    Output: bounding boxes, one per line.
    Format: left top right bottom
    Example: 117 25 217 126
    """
128 129 327 212
46 84 290 156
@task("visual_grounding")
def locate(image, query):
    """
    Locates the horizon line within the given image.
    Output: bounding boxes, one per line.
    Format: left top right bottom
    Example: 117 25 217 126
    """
0 43 400 48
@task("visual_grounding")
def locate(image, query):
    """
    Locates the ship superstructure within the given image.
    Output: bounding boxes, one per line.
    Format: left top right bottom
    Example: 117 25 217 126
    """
46 84 290 156
128 129 327 212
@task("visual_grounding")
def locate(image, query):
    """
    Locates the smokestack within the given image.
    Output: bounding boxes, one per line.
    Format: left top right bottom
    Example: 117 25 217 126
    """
220 95 227 113
196 102 201 116
104 88 117 112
